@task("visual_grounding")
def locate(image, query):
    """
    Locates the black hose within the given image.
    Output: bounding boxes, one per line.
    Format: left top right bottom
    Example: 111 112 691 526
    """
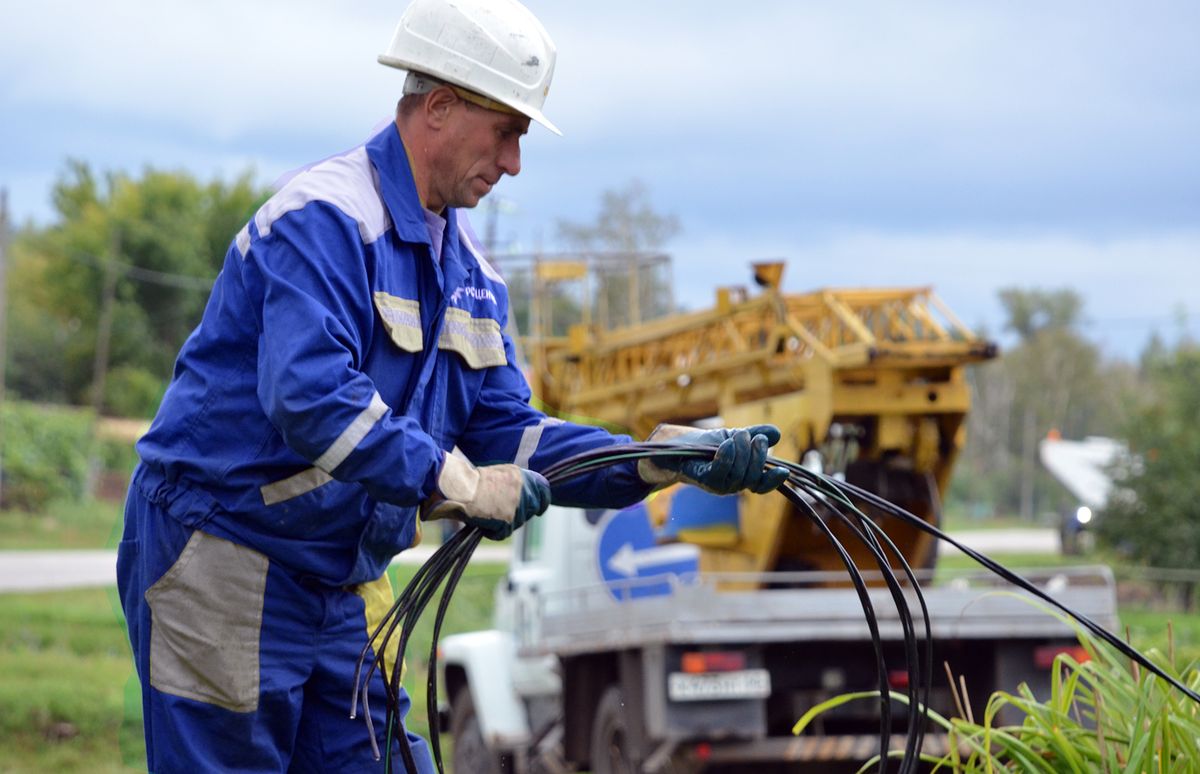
780 483 896 771
425 529 482 774
807 487 926 774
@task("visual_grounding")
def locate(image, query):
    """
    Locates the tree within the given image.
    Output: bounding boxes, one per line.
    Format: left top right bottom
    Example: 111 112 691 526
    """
6 161 267 415
1098 344 1200 596
556 180 679 329
951 289 1133 520
504 269 587 339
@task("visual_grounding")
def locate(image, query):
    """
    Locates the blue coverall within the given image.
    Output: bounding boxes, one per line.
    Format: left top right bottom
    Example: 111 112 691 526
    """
117 121 652 772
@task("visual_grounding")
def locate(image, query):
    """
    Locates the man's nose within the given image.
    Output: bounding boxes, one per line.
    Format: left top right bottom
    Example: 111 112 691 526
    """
499 140 521 177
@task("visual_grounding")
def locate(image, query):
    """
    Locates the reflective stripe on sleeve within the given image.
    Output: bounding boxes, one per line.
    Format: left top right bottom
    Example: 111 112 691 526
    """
314 392 390 473
514 417 565 468
260 467 334 506
259 392 389 506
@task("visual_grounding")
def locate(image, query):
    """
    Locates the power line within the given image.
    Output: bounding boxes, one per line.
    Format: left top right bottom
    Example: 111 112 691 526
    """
123 262 216 291
63 250 216 291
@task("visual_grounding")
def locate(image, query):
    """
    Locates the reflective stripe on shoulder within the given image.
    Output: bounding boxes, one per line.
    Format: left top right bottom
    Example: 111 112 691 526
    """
514 417 565 468
235 223 251 258
247 146 390 255
437 308 506 369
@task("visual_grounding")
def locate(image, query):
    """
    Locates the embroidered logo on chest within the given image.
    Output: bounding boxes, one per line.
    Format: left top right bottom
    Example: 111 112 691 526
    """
449 286 498 306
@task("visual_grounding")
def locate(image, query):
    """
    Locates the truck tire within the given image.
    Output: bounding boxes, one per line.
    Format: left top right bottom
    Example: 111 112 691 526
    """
590 685 640 774
450 685 505 774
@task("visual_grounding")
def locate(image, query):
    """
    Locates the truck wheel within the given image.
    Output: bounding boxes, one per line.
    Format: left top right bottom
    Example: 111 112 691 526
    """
450 685 504 774
590 686 639 774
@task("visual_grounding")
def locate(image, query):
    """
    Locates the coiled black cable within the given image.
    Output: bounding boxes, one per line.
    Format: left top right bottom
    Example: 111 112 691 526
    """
785 484 930 773
781 485 898 770
352 441 1200 773
350 527 482 770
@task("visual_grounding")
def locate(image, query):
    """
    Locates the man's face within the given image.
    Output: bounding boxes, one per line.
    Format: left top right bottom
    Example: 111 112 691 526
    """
430 98 530 210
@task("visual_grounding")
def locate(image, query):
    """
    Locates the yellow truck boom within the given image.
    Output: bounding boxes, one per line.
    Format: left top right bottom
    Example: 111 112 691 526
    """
524 261 995 578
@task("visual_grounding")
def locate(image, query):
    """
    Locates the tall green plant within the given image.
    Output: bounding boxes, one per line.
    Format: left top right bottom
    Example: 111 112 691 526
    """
794 603 1200 772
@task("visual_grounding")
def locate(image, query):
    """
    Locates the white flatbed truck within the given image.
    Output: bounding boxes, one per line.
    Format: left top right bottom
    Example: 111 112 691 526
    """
439 502 1118 773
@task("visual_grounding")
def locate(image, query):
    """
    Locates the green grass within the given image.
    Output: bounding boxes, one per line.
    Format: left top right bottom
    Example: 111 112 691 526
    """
0 561 504 773
1119 608 1200 668
0 587 145 774
935 550 1097 574
0 498 125 550
941 512 1047 532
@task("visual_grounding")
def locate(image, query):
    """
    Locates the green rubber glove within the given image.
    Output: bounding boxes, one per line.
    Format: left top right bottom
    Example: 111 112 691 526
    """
639 424 790 495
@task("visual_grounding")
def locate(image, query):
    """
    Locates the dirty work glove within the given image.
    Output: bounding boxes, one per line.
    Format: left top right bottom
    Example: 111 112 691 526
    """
638 424 790 495
422 454 551 540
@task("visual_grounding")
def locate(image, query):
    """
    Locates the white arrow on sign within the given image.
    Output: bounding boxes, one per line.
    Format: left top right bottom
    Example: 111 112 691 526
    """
607 542 698 577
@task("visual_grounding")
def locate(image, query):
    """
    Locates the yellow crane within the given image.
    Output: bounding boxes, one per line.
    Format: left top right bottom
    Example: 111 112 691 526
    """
523 259 995 579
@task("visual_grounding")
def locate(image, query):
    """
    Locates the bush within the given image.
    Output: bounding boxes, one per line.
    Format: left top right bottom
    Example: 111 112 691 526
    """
102 366 165 419
1 402 94 511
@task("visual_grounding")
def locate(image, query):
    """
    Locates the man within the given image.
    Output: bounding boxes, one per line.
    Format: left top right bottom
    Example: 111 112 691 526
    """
116 0 788 771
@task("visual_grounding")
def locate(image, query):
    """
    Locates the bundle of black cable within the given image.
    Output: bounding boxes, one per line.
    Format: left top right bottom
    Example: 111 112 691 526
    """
352 442 1200 774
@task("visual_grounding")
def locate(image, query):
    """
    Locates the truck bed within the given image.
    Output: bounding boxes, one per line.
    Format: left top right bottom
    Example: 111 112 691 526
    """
527 565 1118 658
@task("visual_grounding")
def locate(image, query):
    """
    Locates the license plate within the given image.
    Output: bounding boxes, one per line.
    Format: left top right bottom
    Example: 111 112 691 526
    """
668 669 771 702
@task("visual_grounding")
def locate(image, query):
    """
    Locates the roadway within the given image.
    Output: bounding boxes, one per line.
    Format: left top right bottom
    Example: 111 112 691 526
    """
0 530 1057 593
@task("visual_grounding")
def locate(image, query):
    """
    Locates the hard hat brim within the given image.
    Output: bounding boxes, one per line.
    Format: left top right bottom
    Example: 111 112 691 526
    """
379 55 562 136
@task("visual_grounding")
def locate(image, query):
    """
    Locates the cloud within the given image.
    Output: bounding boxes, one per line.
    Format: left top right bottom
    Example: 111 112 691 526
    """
2 1 1196 361
0 0 401 142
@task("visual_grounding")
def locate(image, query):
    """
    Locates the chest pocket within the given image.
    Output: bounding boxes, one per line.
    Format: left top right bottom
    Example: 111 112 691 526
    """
373 292 423 353
438 307 506 369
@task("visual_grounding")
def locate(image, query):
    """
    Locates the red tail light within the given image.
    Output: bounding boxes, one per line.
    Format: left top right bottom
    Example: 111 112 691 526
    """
681 650 748 673
1034 644 1091 669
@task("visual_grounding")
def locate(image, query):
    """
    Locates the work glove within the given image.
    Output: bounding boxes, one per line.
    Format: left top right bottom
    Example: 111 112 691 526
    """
638 424 790 495
422 454 551 540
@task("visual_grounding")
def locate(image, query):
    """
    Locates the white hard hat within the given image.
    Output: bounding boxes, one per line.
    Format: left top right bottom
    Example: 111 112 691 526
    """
379 0 561 136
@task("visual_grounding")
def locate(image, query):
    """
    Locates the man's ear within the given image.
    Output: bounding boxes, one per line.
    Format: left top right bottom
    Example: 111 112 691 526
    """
425 87 458 130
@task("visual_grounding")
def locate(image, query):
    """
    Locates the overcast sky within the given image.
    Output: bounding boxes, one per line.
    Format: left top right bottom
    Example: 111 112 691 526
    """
2 1 1197 359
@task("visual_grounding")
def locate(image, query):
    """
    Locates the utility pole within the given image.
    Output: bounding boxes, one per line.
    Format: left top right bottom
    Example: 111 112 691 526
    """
87 228 120 497
90 232 120 417
0 189 9 506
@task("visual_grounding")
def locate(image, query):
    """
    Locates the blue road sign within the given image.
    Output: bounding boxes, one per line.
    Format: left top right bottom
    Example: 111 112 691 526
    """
596 503 699 602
